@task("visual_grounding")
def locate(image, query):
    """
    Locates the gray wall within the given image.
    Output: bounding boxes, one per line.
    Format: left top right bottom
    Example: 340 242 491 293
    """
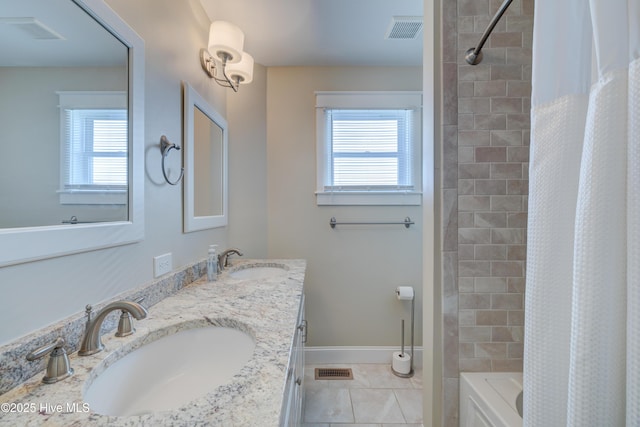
266 67 423 347
226 63 269 258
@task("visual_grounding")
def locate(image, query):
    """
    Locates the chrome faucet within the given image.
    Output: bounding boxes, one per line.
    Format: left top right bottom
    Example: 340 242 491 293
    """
26 337 73 384
115 297 145 337
78 301 148 356
218 248 243 270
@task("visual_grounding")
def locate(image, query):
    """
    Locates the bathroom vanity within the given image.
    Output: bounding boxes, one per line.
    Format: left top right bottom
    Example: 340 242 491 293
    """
0 259 306 426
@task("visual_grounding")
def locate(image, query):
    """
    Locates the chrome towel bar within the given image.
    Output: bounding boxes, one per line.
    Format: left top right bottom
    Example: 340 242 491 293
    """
329 216 414 229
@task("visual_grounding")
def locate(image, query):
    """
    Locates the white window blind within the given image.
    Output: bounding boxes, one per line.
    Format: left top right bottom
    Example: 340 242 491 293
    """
64 109 127 188
315 91 422 206
57 91 128 205
326 109 413 190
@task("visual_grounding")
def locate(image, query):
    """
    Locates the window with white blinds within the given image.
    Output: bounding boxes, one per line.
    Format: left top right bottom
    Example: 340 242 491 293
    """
327 109 413 189
58 91 128 205
315 92 422 205
64 109 127 187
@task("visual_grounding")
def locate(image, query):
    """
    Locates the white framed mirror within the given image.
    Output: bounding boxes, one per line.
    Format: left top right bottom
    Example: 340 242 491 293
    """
0 0 144 267
183 82 228 232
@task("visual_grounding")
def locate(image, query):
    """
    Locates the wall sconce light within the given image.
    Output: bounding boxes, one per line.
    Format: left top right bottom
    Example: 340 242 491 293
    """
200 21 254 92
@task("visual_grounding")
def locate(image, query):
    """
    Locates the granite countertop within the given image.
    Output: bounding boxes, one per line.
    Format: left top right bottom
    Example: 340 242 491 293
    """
0 259 305 427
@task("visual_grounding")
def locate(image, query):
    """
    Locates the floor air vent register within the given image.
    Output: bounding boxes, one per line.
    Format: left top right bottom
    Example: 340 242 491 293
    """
314 368 354 380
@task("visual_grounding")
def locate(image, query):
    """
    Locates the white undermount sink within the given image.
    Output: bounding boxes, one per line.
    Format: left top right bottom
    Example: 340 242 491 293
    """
83 325 255 417
228 264 288 279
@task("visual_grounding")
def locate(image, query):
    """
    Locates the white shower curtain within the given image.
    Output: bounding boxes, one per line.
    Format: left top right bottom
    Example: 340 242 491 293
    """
524 0 639 426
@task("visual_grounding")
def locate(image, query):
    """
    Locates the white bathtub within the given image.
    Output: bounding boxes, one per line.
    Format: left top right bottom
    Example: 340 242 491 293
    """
460 372 523 427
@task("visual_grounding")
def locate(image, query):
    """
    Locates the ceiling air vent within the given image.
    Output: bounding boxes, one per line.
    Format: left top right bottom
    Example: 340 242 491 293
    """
385 16 423 40
0 18 64 40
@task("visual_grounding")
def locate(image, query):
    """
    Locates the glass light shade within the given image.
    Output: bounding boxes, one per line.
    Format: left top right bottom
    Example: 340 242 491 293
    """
226 52 254 85
208 21 244 64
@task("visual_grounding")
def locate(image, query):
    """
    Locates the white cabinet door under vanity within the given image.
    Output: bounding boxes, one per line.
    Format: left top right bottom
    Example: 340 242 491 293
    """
280 294 306 426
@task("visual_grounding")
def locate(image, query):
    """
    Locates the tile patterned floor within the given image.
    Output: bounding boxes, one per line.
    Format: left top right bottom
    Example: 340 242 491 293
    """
302 364 423 426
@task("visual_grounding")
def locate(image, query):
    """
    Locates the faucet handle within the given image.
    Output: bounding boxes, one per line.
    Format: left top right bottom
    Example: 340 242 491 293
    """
26 338 74 384
116 297 145 337
84 304 93 331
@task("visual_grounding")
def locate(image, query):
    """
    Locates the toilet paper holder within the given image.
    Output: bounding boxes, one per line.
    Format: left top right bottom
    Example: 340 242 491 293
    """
392 286 414 378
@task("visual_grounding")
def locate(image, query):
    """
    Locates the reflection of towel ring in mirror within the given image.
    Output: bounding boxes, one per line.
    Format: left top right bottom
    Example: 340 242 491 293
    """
160 135 184 185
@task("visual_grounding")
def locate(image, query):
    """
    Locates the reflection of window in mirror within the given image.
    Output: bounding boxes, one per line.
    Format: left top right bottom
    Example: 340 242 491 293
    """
193 106 224 218
57 91 127 206
0 0 144 268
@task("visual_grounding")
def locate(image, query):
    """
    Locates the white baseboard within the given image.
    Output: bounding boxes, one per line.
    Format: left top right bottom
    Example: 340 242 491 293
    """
305 346 423 368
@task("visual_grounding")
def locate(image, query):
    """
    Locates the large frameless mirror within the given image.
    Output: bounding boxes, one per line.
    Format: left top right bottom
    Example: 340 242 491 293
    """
0 0 144 267
183 82 228 232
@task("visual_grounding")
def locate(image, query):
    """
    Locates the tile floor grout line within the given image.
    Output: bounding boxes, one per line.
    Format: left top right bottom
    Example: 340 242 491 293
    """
347 388 356 424
392 388 407 424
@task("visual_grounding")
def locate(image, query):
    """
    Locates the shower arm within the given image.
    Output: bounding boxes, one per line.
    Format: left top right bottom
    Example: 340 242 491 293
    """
464 0 514 65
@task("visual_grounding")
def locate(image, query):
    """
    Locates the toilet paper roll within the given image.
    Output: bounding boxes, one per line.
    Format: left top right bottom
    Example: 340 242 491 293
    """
392 351 412 375
396 286 414 301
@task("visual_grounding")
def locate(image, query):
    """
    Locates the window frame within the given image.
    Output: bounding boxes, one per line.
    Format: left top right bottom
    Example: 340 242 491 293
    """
315 91 422 206
57 91 128 205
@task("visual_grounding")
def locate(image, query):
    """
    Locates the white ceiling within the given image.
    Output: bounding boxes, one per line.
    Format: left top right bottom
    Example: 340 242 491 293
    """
0 0 423 68
198 0 423 67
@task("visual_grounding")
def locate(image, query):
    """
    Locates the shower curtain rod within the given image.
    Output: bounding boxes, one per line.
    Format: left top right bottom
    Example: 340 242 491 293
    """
464 0 514 65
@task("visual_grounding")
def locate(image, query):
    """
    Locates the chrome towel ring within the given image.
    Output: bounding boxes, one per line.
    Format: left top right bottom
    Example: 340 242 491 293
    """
160 135 184 185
